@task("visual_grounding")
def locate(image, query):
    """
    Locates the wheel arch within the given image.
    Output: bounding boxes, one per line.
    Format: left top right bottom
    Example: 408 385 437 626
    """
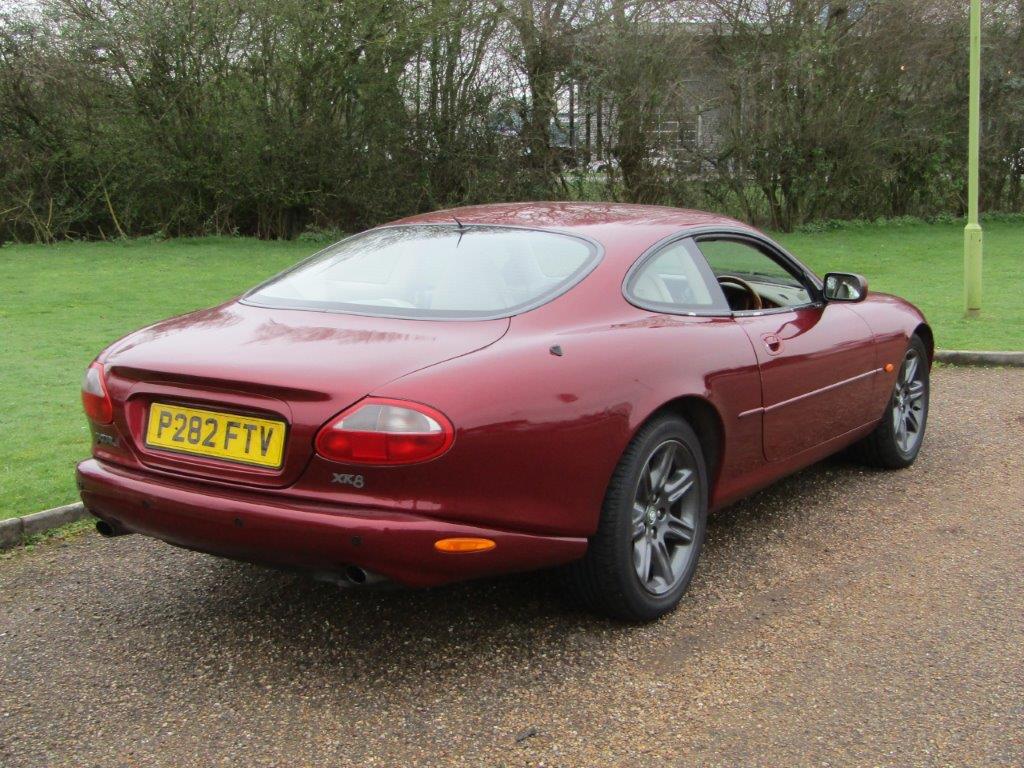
643 395 725 495
913 322 935 363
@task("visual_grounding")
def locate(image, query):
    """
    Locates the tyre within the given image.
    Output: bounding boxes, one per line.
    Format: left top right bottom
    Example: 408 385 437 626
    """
565 414 708 622
851 334 930 469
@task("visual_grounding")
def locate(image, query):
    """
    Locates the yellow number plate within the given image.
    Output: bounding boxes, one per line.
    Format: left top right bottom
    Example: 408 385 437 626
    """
145 403 287 469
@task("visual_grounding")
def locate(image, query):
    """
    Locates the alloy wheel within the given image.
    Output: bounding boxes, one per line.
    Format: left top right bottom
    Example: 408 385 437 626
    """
631 440 701 596
892 348 927 454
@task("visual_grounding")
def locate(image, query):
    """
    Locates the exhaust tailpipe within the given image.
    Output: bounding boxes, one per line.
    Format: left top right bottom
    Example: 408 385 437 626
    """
95 519 131 538
313 566 389 588
345 565 369 584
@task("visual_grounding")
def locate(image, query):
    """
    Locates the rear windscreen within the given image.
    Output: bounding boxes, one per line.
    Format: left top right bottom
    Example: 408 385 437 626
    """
243 225 600 319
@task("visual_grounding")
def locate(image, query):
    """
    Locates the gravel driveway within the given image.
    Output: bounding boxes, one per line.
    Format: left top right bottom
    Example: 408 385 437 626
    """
2 367 1022 767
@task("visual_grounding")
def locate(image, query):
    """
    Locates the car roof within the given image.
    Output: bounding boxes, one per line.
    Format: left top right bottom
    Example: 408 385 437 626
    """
389 202 756 266
392 201 746 231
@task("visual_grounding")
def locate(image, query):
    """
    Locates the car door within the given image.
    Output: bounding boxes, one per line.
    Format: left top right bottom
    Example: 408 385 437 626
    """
692 234 878 462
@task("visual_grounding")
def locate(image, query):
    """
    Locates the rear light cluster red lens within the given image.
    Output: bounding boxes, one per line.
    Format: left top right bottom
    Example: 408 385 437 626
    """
315 398 454 466
81 362 113 424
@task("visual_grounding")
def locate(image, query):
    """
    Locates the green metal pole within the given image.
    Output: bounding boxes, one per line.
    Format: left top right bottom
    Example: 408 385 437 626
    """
964 0 983 317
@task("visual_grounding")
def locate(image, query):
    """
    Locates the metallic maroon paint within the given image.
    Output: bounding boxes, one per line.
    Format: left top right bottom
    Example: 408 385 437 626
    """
77 203 931 587
76 458 585 586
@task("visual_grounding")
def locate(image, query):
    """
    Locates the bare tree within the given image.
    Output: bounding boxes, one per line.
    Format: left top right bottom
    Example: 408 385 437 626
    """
501 0 594 191
1 0 1021 241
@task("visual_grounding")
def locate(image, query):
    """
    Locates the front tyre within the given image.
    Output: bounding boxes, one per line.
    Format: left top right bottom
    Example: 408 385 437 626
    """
566 415 708 622
852 334 930 469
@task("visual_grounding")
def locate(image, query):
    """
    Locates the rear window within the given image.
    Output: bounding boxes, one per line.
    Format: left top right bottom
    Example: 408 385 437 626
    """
243 225 600 319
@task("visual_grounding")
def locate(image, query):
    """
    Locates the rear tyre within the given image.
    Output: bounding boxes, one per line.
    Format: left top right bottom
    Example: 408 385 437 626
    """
851 335 930 469
565 415 708 622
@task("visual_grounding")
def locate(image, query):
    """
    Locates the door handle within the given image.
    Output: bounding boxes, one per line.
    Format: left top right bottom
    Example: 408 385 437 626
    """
762 333 783 355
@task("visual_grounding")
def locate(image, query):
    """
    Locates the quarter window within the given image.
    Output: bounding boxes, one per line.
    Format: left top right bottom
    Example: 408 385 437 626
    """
626 240 727 312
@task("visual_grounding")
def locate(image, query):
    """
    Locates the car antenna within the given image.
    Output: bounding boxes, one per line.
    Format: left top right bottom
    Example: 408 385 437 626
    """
453 215 467 246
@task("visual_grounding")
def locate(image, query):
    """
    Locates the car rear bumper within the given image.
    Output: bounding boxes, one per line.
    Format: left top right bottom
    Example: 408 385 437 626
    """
76 459 586 587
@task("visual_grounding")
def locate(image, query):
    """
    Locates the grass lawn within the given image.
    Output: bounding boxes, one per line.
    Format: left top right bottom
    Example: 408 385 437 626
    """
0 238 308 521
777 219 1023 352
1 220 1021 520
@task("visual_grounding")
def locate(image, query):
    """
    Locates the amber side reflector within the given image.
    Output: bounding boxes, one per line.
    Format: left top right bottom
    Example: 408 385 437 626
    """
884 363 895 373
434 537 496 554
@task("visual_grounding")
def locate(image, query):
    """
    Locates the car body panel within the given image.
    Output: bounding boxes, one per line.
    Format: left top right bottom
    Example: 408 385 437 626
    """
92 302 508 488
732 304 879 461
848 291 932 406
77 459 585 587
368 308 761 536
78 203 931 587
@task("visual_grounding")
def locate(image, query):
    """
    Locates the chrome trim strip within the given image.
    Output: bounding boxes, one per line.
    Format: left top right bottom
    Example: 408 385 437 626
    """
737 367 882 418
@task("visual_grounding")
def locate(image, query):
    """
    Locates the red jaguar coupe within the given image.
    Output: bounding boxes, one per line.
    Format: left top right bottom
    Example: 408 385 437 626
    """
78 203 931 620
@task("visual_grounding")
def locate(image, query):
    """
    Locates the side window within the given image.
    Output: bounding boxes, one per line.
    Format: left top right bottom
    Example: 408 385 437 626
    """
697 238 814 311
626 239 727 312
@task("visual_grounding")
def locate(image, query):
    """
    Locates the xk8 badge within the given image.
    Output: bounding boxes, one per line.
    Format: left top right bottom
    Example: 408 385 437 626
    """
332 473 365 489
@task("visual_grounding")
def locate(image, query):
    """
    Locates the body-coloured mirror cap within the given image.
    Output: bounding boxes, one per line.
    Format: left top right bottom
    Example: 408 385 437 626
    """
823 272 869 302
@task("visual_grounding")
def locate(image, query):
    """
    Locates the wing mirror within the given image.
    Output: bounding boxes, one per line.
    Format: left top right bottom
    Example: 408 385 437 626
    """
823 272 868 302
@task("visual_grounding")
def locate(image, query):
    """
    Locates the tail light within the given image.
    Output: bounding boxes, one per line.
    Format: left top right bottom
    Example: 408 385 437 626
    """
315 398 454 466
81 362 113 424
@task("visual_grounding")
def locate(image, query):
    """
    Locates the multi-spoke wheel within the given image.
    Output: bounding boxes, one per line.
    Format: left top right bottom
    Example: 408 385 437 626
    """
564 415 708 622
852 334 930 469
630 440 701 596
892 347 927 454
